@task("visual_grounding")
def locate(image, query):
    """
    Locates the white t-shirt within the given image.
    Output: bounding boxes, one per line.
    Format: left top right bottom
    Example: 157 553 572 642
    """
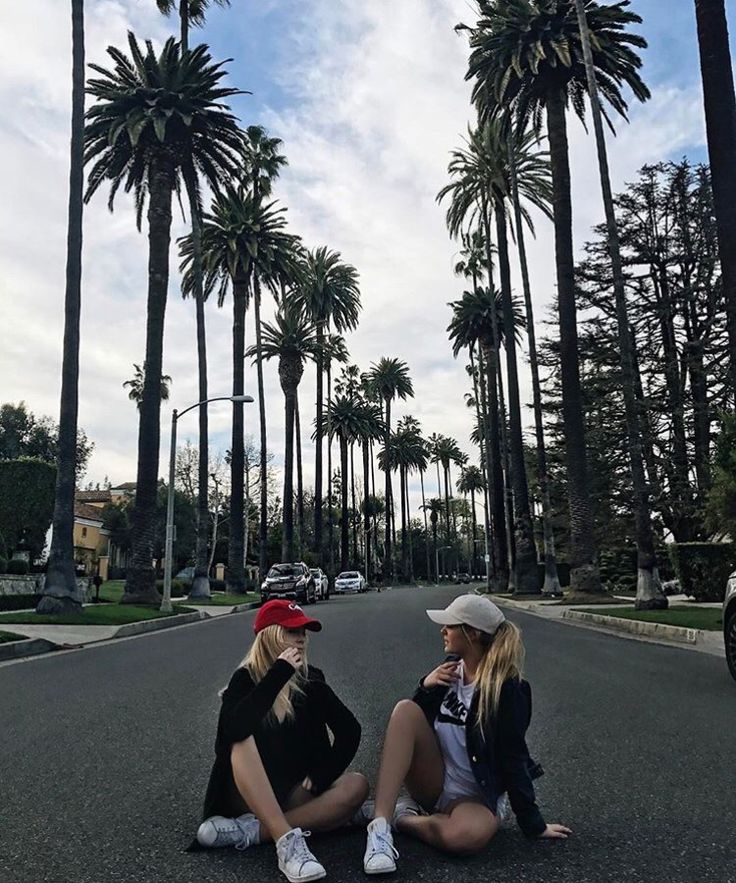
433 662 484 802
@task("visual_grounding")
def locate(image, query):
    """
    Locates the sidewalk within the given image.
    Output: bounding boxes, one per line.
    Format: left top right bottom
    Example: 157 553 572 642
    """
0 598 259 661
493 593 726 658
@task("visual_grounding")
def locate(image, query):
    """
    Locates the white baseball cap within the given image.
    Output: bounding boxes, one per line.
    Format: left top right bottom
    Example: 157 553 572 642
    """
426 594 506 635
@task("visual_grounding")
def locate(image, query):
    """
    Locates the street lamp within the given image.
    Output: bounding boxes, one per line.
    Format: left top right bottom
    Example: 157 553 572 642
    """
161 394 254 613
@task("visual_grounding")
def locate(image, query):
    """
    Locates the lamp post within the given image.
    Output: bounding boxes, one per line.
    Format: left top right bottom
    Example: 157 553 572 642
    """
161 394 254 613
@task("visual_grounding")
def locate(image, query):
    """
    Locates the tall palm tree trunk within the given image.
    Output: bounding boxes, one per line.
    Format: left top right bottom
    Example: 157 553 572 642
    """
406 471 414 581
178 0 189 46
350 441 358 563
469 488 478 577
227 280 248 593
575 0 665 608
314 323 325 560
507 133 561 595
363 441 371 581
339 434 349 572
282 372 297 562
694 0 736 399
420 471 431 581
400 465 408 581
495 199 539 594
383 398 393 581
39 0 86 614
546 88 601 594
123 156 175 603
295 392 304 554
252 274 269 579
327 362 335 578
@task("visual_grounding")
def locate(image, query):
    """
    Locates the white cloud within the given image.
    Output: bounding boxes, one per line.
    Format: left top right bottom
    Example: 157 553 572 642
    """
1 0 707 521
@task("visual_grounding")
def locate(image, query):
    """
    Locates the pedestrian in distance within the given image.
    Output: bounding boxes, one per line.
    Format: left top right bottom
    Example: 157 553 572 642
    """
358 593 571 874
192 599 368 883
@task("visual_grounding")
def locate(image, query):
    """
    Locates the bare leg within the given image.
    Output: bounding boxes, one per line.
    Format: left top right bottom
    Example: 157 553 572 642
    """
231 738 292 841
373 699 444 821
397 799 498 854
231 738 368 842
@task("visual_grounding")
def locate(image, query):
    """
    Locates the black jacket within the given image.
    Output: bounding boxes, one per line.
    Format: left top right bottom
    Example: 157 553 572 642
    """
199 659 361 823
412 672 546 837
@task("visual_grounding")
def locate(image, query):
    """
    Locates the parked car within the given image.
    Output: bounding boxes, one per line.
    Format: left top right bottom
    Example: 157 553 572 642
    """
334 570 366 594
454 572 471 585
174 566 195 587
261 562 317 605
310 568 329 600
724 571 736 682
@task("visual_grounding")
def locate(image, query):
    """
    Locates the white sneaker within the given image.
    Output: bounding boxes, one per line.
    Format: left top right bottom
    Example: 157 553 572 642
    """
275 828 326 883
196 813 260 849
364 817 399 875
495 793 511 823
352 798 375 826
393 797 422 827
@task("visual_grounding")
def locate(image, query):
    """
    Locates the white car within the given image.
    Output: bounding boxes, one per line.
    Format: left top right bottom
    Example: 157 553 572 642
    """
310 568 330 600
334 570 366 594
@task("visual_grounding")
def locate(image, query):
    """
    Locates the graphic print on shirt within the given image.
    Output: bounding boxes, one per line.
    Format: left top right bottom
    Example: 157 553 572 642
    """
437 688 470 727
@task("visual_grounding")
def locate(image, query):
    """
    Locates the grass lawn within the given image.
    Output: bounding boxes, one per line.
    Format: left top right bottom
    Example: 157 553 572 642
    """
187 592 259 607
0 604 196 626
577 605 723 631
0 630 27 643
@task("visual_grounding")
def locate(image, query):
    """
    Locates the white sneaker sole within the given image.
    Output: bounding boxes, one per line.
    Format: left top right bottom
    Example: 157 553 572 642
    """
364 862 397 875
280 866 327 883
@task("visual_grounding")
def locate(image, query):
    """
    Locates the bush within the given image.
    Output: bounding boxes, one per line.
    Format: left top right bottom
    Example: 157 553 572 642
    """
210 579 227 593
668 542 735 602
0 593 40 611
6 559 29 575
0 557 6 574
0 459 56 561
108 567 127 580
154 579 185 598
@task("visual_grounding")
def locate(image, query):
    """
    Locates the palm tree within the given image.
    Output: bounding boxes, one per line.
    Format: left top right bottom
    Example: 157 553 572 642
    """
354 399 384 582
466 0 649 594
38 0 86 615
181 186 300 591
693 0 736 398
155 1 233 601
432 435 463 572
239 126 289 581
155 0 230 46
422 497 444 584
123 364 172 408
366 358 414 582
328 394 367 572
573 0 665 609
247 306 317 561
457 465 485 576
293 248 360 564
322 332 349 575
85 35 242 603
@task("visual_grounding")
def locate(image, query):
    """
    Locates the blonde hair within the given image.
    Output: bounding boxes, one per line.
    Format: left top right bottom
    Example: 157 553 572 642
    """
238 625 308 724
466 620 525 727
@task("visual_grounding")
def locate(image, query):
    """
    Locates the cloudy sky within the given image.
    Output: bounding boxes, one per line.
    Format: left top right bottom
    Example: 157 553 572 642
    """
0 0 718 510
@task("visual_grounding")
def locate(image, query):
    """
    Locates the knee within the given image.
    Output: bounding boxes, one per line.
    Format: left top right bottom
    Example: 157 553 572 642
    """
439 826 494 855
337 772 369 810
391 698 420 720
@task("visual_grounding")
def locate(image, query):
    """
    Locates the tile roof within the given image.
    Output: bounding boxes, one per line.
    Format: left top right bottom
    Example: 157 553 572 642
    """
74 501 106 523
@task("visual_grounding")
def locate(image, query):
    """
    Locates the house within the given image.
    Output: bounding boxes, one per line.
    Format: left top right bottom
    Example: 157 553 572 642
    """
73 483 135 578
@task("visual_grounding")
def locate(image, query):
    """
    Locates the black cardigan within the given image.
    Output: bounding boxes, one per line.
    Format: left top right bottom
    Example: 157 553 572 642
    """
412 673 546 837
199 659 361 823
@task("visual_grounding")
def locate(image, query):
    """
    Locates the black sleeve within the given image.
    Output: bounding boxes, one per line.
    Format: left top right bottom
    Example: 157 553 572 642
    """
220 660 295 747
496 680 547 838
307 681 361 794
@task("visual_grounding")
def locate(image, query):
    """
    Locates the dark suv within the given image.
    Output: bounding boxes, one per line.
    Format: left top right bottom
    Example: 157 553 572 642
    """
261 562 317 605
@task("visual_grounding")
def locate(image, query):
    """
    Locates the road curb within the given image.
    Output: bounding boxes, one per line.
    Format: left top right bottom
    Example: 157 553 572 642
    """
562 610 701 645
114 610 208 638
230 601 261 613
0 637 57 662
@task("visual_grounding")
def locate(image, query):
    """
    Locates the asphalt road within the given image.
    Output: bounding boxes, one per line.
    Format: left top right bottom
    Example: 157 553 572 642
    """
1 584 734 883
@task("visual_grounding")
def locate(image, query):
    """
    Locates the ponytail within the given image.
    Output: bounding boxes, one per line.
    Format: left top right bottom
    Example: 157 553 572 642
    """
474 620 525 726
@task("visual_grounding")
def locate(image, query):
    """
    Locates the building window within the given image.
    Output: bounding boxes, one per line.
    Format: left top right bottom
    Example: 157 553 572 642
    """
82 527 87 538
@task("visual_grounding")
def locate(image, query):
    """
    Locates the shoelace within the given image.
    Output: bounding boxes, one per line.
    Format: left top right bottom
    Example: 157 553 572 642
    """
286 830 317 869
367 827 399 860
234 818 257 851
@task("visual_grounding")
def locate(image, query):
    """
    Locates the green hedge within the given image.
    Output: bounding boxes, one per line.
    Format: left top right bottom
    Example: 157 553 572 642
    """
668 542 735 603
0 593 40 611
6 559 29 575
0 557 6 574
210 579 227 592
0 459 56 560
154 579 185 598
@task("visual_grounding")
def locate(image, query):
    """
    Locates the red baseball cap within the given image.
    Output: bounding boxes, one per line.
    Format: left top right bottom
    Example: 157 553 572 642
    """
253 599 322 635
